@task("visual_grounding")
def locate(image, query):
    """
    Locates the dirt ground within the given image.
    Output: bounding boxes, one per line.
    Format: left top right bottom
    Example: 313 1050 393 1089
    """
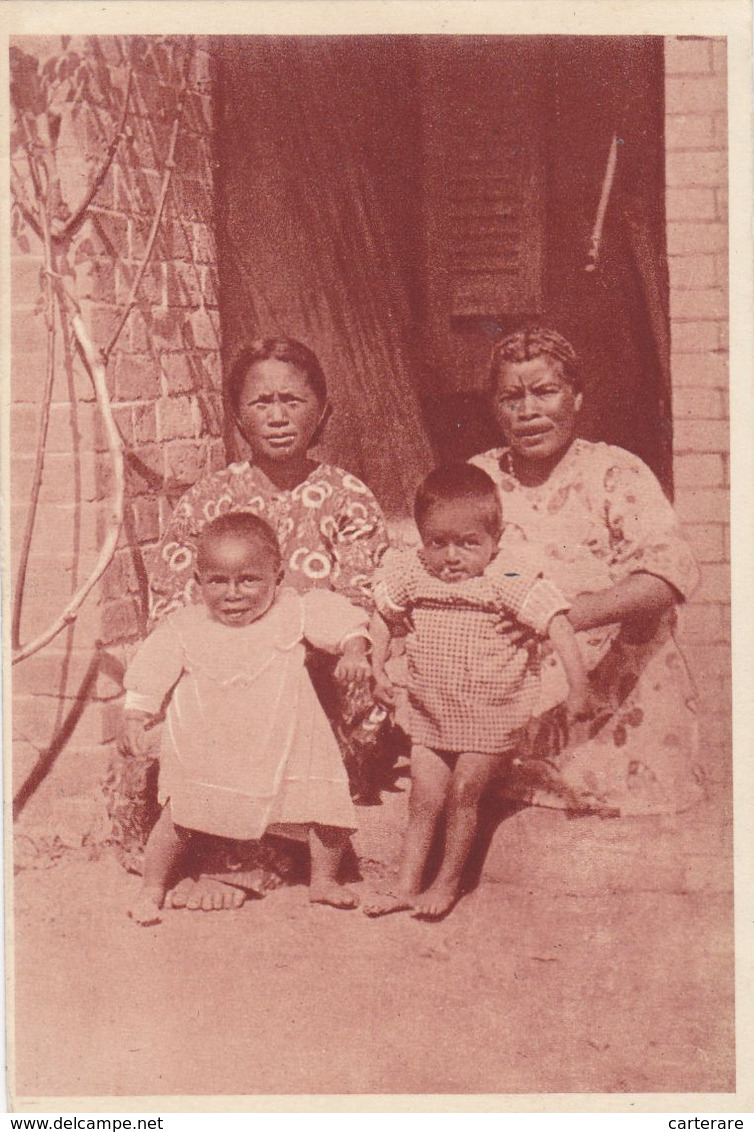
11 769 735 1100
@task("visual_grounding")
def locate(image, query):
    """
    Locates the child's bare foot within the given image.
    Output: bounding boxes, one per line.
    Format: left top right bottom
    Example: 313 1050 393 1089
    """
309 882 359 909
411 883 458 920
128 890 164 926
168 876 245 911
362 889 415 917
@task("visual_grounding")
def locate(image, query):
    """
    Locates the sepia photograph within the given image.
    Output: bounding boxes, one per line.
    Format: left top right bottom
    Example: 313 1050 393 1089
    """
2 0 749 1111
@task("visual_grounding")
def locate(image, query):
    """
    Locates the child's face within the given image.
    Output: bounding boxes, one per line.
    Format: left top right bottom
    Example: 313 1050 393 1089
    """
419 501 498 583
196 533 281 627
235 359 324 463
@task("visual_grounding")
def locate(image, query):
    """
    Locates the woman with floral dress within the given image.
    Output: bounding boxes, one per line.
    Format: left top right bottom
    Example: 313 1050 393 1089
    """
470 327 704 817
107 337 389 909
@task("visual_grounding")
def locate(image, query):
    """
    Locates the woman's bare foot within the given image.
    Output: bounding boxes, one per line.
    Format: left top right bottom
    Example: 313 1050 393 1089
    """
167 876 245 911
411 883 458 920
128 889 164 926
362 889 415 917
309 882 359 909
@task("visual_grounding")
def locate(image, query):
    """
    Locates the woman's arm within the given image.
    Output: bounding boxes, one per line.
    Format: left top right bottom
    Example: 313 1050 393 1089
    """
369 611 396 706
567 572 677 632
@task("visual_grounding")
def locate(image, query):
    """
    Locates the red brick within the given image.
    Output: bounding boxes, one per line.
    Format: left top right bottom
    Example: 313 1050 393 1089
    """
712 112 728 148
666 115 715 150
712 40 727 74
157 395 199 441
149 308 187 352
677 601 726 642
187 307 220 349
715 184 728 222
674 453 724 488
114 354 161 401
116 261 163 307
671 289 728 321
670 352 728 388
202 266 219 309
666 151 726 188
675 487 729 523
164 440 207 485
115 164 163 217
667 222 727 255
696 563 731 602
673 420 729 452
668 254 716 290
193 223 215 264
160 353 195 394
670 322 720 354
132 497 160 543
87 210 129 258
666 187 717 221
672 386 725 420
11 255 44 300
102 548 142 602
165 260 203 307
99 597 142 645
125 443 163 498
684 521 726 561
133 402 158 444
717 323 729 351
666 75 727 114
130 217 192 262
665 38 713 75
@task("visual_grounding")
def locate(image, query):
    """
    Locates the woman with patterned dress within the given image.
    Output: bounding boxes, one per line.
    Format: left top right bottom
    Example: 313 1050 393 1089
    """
107 337 389 908
470 327 703 817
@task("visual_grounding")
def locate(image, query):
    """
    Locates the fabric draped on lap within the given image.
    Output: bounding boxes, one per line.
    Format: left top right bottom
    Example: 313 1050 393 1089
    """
471 440 705 817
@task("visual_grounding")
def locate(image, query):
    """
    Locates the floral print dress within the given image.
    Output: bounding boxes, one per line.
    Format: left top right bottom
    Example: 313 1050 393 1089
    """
106 462 389 877
470 440 704 816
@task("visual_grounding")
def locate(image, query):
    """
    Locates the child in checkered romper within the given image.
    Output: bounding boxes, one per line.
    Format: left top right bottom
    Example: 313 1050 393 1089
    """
365 464 591 919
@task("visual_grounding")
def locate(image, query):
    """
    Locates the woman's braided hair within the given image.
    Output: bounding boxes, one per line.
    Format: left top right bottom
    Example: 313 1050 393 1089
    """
489 328 581 392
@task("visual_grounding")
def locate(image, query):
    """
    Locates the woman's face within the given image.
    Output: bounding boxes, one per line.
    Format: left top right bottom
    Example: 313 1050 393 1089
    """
492 355 582 462
235 359 324 463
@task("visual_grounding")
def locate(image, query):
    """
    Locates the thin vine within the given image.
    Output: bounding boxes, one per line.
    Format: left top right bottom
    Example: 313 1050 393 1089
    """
10 38 195 667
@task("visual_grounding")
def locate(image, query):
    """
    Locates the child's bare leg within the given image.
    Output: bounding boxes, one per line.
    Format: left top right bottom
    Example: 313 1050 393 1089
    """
129 805 191 925
363 745 450 916
309 824 358 909
412 751 498 920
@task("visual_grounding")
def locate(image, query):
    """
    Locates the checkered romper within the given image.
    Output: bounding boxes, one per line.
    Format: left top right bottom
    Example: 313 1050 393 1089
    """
374 548 570 754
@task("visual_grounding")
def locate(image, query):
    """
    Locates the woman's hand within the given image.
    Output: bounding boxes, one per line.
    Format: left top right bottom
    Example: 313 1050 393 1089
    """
335 637 372 694
118 710 155 757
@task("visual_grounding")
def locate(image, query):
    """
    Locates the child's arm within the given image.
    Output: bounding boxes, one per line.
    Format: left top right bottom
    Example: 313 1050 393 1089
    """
369 610 396 707
333 633 371 695
546 612 593 719
119 710 158 757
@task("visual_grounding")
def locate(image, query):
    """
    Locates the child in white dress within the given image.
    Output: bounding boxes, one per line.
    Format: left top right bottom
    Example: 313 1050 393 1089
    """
365 464 592 920
121 511 371 924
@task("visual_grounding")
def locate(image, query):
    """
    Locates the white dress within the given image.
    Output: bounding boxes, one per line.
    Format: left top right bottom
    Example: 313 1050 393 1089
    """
124 588 367 840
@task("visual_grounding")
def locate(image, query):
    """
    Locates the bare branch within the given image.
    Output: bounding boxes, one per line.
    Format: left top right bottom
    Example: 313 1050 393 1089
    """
52 64 134 241
103 47 192 361
13 310 126 666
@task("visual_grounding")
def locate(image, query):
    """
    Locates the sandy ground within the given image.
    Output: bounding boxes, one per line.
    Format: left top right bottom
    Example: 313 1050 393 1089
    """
11 769 735 1100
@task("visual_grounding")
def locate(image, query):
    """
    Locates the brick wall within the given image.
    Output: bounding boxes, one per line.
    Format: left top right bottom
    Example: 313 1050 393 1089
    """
10 36 223 844
665 36 731 780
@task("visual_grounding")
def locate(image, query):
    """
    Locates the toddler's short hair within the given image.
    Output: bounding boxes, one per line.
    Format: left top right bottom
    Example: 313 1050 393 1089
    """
489 327 580 392
196 511 283 573
414 463 503 539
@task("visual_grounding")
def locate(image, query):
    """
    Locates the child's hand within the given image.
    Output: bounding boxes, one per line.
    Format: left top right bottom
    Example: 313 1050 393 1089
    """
118 710 154 757
565 682 598 722
335 638 371 694
373 672 397 709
